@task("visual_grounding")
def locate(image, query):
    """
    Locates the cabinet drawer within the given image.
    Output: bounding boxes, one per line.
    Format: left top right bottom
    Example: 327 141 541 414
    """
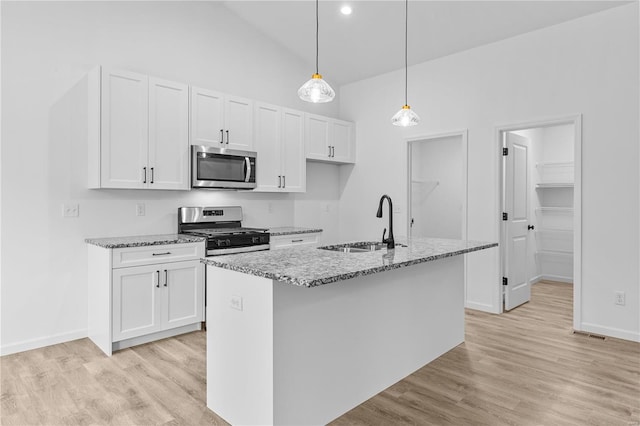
270 233 320 250
113 243 204 268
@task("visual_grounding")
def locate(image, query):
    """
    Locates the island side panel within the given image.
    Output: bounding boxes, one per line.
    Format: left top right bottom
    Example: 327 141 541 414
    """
206 265 275 425
273 256 464 425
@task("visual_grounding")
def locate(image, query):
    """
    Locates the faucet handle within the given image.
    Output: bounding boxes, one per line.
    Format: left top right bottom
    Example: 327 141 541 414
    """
382 228 387 243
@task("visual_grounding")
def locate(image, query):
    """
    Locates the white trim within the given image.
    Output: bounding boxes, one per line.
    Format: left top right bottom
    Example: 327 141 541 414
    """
530 275 544 285
0 328 87 356
406 130 469 305
112 322 201 352
465 301 497 312
580 323 640 343
540 274 573 284
495 114 582 321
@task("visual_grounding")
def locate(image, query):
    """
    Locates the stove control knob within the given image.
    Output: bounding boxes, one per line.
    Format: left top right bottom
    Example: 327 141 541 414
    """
217 239 230 247
261 236 269 243
252 237 260 244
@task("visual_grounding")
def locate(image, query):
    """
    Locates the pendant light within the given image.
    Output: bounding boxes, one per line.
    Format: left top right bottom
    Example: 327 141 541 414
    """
298 0 335 103
391 0 420 126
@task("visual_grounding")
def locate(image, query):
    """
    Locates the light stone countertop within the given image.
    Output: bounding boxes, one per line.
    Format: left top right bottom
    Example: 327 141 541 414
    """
85 234 206 249
269 227 323 236
202 237 498 288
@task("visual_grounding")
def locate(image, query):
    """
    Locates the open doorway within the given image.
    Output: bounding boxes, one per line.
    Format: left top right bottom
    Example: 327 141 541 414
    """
407 130 468 293
497 115 582 330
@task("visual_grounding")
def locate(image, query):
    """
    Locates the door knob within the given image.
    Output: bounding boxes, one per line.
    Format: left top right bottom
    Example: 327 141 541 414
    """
528 225 535 230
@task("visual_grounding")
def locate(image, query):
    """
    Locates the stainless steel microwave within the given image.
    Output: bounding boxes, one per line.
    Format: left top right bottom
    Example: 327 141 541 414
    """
191 145 257 190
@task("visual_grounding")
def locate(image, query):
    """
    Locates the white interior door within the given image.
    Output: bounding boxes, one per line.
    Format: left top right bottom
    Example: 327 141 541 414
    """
504 132 531 310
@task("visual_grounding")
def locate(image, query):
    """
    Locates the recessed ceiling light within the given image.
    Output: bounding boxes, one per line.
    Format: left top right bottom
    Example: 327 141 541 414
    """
340 5 352 15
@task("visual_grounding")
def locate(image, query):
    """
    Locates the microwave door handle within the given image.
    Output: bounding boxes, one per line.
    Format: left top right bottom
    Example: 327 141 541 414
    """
244 157 251 182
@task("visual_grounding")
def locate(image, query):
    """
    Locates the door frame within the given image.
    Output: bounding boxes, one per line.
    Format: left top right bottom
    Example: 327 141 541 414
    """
495 114 582 330
406 130 469 297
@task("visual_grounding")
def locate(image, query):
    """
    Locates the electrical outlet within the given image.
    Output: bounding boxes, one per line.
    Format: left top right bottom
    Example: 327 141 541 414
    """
267 202 273 214
63 203 79 217
136 203 146 217
230 295 243 311
614 291 626 306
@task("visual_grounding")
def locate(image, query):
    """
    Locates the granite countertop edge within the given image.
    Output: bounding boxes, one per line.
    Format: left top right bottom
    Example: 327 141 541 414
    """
269 227 323 236
85 234 206 249
203 242 498 288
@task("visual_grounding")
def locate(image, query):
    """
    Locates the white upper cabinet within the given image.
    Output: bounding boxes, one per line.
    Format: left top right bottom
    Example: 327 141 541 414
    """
254 102 305 192
190 87 224 146
190 87 254 151
95 67 189 190
305 113 355 164
148 78 190 190
100 68 149 189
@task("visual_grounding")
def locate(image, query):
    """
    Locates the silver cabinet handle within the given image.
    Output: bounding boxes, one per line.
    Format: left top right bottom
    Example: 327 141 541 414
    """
226 130 230 144
152 252 172 256
156 270 160 288
244 157 251 182
328 145 331 157
331 146 335 157
150 167 154 184
164 270 168 287
143 167 147 183
292 239 303 243
220 129 224 144
278 175 281 188
282 175 286 188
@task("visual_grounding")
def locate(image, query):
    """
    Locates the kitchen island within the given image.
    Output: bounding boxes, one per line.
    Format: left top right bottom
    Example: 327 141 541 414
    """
203 238 497 425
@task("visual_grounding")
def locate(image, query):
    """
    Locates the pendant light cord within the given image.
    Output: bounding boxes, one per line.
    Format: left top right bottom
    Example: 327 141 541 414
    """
316 0 319 74
404 0 408 105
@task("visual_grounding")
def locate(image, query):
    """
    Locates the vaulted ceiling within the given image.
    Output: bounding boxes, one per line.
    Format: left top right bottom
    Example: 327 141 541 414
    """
223 1 630 86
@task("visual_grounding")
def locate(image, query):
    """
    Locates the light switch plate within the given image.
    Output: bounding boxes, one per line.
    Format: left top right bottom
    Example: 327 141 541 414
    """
136 203 146 217
230 295 243 311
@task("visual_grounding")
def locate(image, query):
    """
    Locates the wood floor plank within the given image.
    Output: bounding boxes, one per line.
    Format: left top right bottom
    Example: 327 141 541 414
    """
1 281 638 425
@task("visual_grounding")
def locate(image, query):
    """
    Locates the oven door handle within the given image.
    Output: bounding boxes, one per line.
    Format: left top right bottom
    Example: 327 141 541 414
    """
244 157 251 182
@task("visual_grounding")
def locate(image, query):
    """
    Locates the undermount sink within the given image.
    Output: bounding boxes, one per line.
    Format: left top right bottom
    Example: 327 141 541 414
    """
318 241 407 253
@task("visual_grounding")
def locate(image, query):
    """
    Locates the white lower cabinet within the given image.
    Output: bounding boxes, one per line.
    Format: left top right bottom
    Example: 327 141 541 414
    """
88 242 204 356
270 232 321 250
112 260 203 342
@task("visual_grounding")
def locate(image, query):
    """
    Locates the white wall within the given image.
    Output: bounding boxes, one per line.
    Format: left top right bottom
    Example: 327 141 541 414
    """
338 4 639 341
1 2 340 354
410 136 463 239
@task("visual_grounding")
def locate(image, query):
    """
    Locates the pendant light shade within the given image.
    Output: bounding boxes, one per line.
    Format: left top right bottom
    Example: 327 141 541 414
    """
391 104 420 127
299 0 335 103
392 0 419 126
298 73 335 103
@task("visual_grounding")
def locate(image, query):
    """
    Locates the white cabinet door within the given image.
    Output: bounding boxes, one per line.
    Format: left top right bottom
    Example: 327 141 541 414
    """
305 114 331 160
254 102 282 192
148 78 189 190
163 260 204 329
190 87 225 146
225 95 254 151
101 68 149 188
112 264 162 341
281 108 306 192
331 120 354 164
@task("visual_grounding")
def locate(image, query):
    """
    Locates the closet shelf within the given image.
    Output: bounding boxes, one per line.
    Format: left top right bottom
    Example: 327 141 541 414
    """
536 183 574 189
535 207 573 214
536 249 574 257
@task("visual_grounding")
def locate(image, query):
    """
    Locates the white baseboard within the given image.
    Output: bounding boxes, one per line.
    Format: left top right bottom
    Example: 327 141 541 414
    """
1 328 88 356
541 274 573 283
530 275 543 284
465 300 499 313
579 322 640 343
112 323 201 352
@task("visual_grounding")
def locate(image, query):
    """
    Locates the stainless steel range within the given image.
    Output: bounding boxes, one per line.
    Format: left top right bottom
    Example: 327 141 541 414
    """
178 206 270 256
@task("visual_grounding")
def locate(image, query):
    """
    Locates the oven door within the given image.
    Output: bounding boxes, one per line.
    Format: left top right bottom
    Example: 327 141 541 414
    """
192 145 257 189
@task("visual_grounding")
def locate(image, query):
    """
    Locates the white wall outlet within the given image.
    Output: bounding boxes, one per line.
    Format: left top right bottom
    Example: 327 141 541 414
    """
63 203 79 217
323 203 331 213
614 291 625 306
267 202 273 214
230 295 243 311
136 203 146 217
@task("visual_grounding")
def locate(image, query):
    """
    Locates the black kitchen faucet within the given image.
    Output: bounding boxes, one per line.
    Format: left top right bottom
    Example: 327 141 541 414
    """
376 194 395 249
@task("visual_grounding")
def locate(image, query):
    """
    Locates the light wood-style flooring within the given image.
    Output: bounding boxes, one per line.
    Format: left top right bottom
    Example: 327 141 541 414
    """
2 281 638 425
